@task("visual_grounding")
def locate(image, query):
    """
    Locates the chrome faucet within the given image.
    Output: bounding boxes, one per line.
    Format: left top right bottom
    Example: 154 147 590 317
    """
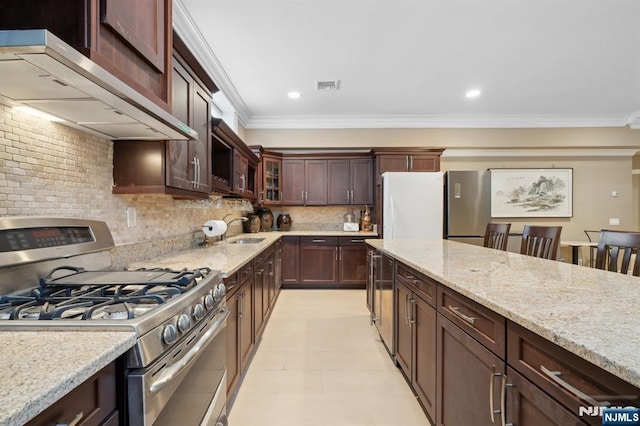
222 214 248 240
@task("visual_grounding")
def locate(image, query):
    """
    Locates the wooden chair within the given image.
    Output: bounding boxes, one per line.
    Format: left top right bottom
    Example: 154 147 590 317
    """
483 223 511 251
595 230 640 276
520 225 562 260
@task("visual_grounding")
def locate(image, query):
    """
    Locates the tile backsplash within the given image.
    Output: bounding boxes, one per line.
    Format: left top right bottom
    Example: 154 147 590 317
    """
0 104 362 267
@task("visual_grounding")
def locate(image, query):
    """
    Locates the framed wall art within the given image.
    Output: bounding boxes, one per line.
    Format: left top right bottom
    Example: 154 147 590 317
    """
490 168 573 218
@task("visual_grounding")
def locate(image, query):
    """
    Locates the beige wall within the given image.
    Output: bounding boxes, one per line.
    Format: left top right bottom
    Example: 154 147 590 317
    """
245 127 640 149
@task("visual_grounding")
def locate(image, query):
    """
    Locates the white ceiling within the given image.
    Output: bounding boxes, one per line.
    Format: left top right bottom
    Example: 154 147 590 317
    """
175 0 640 130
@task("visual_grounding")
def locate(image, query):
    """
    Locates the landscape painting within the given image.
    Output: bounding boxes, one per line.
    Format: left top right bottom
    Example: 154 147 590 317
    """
490 168 573 218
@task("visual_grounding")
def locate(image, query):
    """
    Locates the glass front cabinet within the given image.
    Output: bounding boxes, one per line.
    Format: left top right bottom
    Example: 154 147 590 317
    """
263 155 282 204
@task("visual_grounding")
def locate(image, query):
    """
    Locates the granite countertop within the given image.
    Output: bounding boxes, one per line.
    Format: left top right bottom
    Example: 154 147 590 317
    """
0 331 136 426
366 238 640 388
128 230 378 277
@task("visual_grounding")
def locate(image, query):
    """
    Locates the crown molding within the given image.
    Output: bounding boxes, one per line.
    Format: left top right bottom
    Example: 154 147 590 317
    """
245 114 631 130
173 0 251 127
442 148 640 158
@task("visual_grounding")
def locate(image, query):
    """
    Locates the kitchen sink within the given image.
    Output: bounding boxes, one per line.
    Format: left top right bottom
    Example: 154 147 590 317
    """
230 237 265 244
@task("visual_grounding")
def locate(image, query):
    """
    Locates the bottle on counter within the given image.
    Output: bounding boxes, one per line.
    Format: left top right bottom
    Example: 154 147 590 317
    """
361 206 373 232
277 213 292 231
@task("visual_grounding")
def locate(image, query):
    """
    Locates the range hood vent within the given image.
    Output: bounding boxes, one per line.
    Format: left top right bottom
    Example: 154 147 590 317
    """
0 30 197 141
315 80 340 91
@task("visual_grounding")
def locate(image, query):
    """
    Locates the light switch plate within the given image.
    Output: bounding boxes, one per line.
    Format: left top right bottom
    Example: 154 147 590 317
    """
609 218 620 226
343 222 359 232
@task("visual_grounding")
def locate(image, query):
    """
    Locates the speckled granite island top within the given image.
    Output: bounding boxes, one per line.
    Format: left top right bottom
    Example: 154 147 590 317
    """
128 231 377 276
0 331 136 426
366 238 640 388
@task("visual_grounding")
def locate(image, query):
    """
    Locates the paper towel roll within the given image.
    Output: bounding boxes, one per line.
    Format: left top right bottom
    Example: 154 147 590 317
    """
202 220 227 237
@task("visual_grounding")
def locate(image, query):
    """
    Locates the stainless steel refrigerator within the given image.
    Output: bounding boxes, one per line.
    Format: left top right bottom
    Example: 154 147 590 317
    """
444 170 491 246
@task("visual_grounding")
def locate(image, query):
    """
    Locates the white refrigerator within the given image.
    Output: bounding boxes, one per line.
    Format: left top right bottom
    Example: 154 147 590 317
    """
382 172 444 239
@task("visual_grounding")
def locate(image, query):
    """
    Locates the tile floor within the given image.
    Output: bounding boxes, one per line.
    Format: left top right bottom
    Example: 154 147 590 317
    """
228 289 429 426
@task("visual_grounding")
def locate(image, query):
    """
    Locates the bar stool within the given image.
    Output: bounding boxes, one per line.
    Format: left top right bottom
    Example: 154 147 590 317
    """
520 225 562 260
595 230 640 276
483 223 511 251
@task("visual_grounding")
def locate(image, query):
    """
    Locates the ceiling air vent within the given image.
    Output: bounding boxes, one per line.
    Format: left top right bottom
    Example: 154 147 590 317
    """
315 80 340 91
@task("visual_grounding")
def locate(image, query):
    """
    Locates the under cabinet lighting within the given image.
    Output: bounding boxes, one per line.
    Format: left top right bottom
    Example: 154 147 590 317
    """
13 106 65 122
287 91 301 99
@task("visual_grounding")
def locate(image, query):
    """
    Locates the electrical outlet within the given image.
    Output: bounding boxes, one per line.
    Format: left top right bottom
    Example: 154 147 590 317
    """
127 207 137 227
609 218 620 226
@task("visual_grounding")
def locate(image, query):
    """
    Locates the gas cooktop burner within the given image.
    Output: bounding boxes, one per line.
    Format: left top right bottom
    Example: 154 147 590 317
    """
0 266 215 321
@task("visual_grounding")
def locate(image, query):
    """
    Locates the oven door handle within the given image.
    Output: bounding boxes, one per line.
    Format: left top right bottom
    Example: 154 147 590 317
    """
149 307 229 394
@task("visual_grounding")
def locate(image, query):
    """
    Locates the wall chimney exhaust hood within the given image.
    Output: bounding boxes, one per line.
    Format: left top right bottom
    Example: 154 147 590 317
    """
0 29 197 141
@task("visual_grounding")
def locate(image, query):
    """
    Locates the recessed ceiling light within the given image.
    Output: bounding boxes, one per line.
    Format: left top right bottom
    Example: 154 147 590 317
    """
465 89 481 99
288 91 301 99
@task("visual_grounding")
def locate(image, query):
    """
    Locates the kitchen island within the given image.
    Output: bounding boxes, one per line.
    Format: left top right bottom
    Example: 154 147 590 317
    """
367 238 640 425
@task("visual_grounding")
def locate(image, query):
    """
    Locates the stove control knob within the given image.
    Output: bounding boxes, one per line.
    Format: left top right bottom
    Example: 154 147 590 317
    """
177 313 191 332
213 283 226 302
162 324 177 345
213 287 222 302
193 303 205 320
204 294 215 310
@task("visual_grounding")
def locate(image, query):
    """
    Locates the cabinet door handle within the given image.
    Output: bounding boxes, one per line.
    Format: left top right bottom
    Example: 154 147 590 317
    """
191 156 198 187
301 190 304 202
500 374 514 426
540 365 600 406
56 411 83 426
405 294 411 326
350 190 354 203
409 155 413 171
305 190 308 204
336 248 339 262
346 190 350 203
449 305 476 325
489 367 502 423
312 239 326 243
351 239 364 243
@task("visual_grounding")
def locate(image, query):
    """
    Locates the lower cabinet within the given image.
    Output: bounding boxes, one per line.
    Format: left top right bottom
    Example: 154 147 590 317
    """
377 255 638 426
26 361 119 426
299 237 338 284
395 267 437 423
284 235 371 287
338 237 367 285
436 313 505 426
226 263 254 397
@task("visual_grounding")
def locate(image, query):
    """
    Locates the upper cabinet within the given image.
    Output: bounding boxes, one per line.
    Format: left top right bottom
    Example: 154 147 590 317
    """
327 157 373 205
112 33 216 198
282 159 328 205
0 0 173 110
212 119 258 200
374 149 444 184
251 147 283 206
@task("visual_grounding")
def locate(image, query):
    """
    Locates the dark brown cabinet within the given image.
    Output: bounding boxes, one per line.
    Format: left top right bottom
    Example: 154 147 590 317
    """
327 158 373 205
112 39 214 198
395 264 437 422
282 159 327 205
437 313 506 426
282 236 300 284
166 54 211 193
26 361 119 426
338 237 368 285
299 237 338 284
212 119 258 199
225 264 254 399
0 0 173 109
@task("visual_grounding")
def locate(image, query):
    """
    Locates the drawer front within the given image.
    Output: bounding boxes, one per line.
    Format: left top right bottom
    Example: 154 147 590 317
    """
437 286 505 358
507 321 640 426
300 236 338 246
239 262 254 285
395 262 436 307
338 236 367 246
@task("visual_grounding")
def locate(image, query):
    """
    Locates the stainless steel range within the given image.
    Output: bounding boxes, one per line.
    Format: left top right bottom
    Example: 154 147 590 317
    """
0 217 228 426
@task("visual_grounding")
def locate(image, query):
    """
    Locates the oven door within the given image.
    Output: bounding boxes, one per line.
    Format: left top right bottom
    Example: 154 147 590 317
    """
128 305 229 426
